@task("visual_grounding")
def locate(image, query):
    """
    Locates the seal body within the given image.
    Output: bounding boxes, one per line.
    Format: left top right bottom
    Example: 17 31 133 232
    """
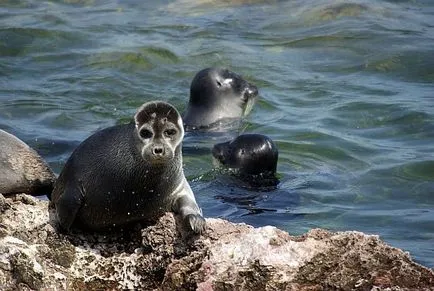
212 134 279 187
0 129 55 195
183 67 258 130
50 101 205 233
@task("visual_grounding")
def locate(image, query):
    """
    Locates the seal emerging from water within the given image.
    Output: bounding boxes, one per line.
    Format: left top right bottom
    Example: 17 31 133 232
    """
212 134 279 187
183 67 258 130
0 129 55 195
50 101 206 233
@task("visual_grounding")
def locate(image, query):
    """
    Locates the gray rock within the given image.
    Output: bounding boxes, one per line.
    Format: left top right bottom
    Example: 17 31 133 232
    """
0 194 432 290
0 130 55 196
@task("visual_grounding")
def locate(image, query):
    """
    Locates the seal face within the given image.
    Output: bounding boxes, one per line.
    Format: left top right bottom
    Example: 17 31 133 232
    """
134 102 184 165
50 101 206 233
183 67 258 130
0 129 55 195
212 134 279 187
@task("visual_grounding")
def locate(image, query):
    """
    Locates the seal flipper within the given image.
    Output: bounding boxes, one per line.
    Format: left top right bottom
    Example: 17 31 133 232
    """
184 213 206 234
54 185 84 232
172 180 206 234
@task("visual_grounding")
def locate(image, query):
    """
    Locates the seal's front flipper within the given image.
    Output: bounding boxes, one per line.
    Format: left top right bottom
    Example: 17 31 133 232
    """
184 213 206 234
172 187 206 234
54 185 83 232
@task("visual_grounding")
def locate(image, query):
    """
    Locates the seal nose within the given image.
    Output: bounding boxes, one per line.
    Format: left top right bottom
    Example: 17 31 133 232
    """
152 146 165 156
212 144 226 164
246 84 258 97
243 83 258 100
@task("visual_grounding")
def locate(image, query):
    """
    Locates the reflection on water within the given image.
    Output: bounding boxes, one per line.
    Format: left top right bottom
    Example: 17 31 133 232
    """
1 0 433 267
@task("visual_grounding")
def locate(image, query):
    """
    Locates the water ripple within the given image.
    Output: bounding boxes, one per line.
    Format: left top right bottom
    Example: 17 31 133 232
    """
1 0 434 267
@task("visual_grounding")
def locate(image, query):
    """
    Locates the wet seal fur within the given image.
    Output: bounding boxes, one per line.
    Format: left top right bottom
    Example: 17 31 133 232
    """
50 101 206 234
183 67 258 131
0 129 55 195
212 134 279 188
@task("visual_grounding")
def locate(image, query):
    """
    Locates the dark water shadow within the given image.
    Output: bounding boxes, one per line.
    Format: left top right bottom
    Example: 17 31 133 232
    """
191 169 300 221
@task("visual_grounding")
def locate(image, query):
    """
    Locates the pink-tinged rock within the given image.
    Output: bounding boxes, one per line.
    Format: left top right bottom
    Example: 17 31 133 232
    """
0 193 433 290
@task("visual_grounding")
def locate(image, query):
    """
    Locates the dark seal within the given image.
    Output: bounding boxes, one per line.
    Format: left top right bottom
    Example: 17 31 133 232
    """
50 101 206 233
183 67 258 130
212 134 279 188
0 129 55 195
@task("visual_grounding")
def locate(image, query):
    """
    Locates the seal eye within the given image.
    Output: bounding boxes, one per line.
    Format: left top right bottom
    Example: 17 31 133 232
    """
216 80 222 88
164 129 177 137
139 129 153 139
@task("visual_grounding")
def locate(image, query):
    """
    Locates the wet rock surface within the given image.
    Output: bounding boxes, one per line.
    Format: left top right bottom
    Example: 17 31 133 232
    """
0 193 433 290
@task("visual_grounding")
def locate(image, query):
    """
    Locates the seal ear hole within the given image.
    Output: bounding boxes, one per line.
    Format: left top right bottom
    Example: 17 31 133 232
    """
164 129 177 137
139 128 153 139
216 80 222 88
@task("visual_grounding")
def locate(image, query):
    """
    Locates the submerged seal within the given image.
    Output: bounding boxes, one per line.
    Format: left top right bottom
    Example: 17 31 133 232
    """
0 129 55 195
183 67 258 130
212 134 279 187
50 101 206 233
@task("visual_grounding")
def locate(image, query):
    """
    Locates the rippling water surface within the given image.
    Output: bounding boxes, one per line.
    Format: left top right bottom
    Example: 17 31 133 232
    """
1 0 433 267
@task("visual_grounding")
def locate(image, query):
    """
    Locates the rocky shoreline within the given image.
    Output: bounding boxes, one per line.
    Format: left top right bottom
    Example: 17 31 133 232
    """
0 193 433 290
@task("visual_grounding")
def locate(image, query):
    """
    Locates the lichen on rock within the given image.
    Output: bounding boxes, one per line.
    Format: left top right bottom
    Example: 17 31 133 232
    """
10 249 44 290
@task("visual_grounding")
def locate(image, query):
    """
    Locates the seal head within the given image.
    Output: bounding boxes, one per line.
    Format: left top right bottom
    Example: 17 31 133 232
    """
134 101 184 164
183 67 258 130
212 134 279 187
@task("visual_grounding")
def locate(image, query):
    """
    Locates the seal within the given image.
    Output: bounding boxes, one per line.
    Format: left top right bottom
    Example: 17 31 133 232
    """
0 129 56 195
50 101 206 233
183 67 258 130
212 134 279 187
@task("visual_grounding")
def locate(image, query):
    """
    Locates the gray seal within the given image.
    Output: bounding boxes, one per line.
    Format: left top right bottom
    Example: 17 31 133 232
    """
0 129 55 195
212 134 279 187
50 101 206 233
183 67 258 130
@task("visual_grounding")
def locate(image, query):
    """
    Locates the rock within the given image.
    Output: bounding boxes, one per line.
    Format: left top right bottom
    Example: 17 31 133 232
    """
0 129 56 196
10 249 44 290
0 194 432 290
0 193 10 213
0 193 11 238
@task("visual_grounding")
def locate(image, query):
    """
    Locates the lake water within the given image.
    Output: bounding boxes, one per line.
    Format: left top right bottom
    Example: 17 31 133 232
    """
1 0 433 268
